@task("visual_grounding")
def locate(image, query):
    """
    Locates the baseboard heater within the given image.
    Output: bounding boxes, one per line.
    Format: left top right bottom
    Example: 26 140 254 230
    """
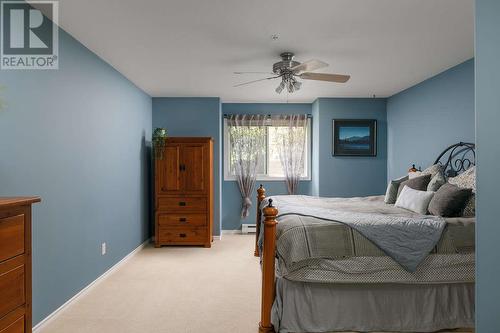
242 224 257 234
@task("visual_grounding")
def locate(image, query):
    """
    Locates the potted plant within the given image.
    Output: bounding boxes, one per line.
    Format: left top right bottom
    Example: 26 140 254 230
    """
153 128 168 159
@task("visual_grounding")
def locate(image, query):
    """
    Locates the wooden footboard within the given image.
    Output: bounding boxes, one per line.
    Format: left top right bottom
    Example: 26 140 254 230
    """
254 185 278 333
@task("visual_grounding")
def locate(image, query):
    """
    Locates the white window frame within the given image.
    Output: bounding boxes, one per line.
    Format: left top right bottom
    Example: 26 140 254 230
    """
223 118 312 181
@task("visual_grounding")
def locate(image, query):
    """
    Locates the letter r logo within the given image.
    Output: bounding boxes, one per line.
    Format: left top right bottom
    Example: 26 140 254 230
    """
2 2 54 55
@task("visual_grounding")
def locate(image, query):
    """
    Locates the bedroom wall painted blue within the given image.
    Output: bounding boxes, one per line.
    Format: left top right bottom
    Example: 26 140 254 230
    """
152 97 222 235
221 103 312 230
311 99 320 196
475 0 500 329
314 98 388 198
386 59 475 180
0 29 152 325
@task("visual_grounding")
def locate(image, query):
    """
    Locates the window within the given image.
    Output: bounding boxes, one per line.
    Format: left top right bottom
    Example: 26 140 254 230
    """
224 117 311 181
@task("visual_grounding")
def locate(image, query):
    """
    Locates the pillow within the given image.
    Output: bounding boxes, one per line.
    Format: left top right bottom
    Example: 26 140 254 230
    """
462 193 475 217
395 186 435 215
448 166 476 192
408 171 422 179
421 164 444 178
428 183 473 217
384 175 409 204
448 166 476 217
408 164 444 179
427 172 446 192
397 174 432 198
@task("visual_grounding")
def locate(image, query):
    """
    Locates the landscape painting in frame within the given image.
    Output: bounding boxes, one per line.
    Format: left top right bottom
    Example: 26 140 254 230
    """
333 119 377 156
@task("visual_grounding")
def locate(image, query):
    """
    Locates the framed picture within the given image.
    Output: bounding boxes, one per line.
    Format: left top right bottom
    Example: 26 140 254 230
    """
332 119 377 156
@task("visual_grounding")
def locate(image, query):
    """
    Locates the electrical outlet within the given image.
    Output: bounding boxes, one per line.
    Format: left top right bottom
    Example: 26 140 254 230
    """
101 242 106 255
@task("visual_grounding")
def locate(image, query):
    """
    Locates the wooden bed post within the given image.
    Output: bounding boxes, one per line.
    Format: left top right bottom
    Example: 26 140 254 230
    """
259 199 278 333
254 184 266 257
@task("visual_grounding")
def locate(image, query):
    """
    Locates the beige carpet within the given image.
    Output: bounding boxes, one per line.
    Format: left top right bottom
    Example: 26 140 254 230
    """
38 234 261 333
37 234 473 333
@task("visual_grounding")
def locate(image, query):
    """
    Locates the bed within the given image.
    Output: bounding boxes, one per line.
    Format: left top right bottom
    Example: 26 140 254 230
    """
254 142 476 333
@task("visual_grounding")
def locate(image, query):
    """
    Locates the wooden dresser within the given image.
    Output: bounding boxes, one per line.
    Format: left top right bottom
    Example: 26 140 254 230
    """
154 137 213 247
0 197 40 333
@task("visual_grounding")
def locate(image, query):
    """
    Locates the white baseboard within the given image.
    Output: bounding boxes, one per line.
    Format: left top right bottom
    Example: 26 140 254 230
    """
221 229 242 235
32 238 151 332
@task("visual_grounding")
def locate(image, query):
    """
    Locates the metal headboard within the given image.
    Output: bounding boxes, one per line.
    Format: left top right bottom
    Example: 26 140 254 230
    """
433 142 475 178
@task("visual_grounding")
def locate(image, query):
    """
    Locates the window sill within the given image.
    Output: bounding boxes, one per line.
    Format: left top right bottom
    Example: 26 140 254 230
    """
224 176 311 182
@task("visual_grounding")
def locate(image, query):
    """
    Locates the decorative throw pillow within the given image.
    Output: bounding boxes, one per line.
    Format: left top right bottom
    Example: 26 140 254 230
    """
421 164 444 178
395 186 435 215
397 174 432 199
427 172 446 192
384 175 409 204
462 193 475 217
428 183 473 217
448 166 476 217
408 171 423 179
408 164 443 179
448 166 476 193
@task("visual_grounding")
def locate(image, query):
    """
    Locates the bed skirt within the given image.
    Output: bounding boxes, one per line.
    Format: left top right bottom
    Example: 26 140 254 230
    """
272 278 474 333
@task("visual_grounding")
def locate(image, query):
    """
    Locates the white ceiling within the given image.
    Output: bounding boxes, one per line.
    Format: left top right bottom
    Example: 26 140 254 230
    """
46 0 474 102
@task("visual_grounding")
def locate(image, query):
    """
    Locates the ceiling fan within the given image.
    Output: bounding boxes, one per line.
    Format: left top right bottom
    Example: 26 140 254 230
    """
234 52 350 94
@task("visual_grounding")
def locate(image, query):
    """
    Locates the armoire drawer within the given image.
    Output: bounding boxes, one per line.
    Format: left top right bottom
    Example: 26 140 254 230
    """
157 197 206 212
0 256 25 319
158 227 208 244
157 214 206 227
0 215 25 263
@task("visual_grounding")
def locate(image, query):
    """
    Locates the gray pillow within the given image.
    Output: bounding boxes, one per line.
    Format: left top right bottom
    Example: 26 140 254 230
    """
427 172 446 192
384 175 409 204
428 183 472 217
397 174 432 199
462 193 475 217
421 164 444 178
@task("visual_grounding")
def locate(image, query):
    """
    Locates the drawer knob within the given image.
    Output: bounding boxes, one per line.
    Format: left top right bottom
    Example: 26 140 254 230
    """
179 233 187 238
179 202 186 206
179 218 187 223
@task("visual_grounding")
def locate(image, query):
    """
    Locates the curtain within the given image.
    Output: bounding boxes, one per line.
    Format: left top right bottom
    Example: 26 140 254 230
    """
227 114 266 218
274 115 308 195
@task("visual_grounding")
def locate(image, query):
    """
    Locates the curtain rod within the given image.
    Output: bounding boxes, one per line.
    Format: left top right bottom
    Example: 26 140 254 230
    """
223 114 312 118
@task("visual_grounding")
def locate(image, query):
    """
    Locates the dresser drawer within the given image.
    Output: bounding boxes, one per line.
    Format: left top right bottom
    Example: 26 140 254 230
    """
158 227 208 244
0 256 25 319
157 197 206 212
0 215 24 263
158 214 206 227
0 307 25 333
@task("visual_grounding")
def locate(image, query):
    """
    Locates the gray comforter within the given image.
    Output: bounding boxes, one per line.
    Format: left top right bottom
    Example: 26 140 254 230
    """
259 195 447 272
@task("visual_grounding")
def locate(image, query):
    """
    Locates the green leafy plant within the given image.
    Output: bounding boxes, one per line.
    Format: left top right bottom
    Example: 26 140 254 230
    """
153 128 168 159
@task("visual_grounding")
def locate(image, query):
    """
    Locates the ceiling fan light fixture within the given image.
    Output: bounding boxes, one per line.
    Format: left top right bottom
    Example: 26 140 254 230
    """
275 81 285 94
234 52 350 94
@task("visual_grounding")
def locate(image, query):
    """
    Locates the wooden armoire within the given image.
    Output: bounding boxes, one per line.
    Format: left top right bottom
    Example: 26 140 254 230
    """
154 137 213 248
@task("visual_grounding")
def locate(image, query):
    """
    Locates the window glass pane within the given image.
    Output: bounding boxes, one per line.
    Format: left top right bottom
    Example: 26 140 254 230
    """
268 126 285 177
228 126 266 175
225 119 310 179
268 125 307 177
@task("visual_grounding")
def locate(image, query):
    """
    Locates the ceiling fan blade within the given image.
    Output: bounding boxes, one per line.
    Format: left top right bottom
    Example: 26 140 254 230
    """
299 72 351 83
290 59 328 73
233 76 281 87
234 71 275 75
